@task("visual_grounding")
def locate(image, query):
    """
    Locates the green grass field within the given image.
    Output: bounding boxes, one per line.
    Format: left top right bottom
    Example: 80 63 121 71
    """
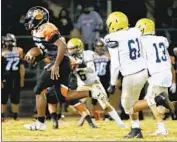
2 116 177 141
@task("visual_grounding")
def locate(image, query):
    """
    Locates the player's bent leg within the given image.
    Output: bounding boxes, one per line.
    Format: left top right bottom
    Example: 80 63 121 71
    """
145 86 169 136
91 82 126 128
69 100 98 128
66 90 91 100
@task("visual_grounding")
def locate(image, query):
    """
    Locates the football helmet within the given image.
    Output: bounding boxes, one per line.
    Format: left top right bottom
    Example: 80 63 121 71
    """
94 38 105 55
106 11 128 33
67 38 84 56
3 33 17 48
24 6 49 30
135 18 155 35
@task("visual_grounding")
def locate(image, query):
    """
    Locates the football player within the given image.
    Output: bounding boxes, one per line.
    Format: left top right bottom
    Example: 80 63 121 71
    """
66 38 125 128
105 12 148 138
1 33 25 121
23 6 97 130
130 18 174 136
93 38 111 120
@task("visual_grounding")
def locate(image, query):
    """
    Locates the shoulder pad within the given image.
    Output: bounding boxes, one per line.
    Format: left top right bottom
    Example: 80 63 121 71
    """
39 22 60 41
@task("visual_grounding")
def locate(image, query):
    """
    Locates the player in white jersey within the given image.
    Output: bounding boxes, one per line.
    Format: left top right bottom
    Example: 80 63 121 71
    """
130 18 173 136
67 38 126 128
105 12 148 138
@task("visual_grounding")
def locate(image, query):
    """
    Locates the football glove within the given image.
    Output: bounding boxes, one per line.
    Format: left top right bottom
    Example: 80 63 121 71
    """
170 83 176 94
107 85 115 94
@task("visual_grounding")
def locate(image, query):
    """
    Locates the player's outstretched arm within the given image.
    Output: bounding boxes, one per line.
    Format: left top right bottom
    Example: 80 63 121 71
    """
107 48 120 94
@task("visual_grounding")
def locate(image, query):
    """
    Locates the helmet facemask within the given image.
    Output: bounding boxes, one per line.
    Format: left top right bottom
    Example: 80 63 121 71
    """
24 6 49 30
94 40 105 55
4 33 16 50
67 46 83 58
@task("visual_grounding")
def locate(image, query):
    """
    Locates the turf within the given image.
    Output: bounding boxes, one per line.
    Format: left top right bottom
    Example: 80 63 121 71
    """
2 116 177 141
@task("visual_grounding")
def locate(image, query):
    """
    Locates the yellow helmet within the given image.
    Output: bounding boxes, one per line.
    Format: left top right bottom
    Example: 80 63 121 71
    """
67 38 84 56
135 18 155 35
106 11 129 33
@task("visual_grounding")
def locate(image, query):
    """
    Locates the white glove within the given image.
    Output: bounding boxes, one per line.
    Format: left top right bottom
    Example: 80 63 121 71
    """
170 83 176 94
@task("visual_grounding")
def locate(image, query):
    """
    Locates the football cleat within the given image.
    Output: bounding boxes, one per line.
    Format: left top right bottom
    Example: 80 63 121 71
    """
24 120 46 131
150 129 168 136
124 128 143 138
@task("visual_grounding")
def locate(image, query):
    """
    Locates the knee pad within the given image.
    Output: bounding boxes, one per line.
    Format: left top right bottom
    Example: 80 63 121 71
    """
46 87 59 104
92 98 98 106
154 92 168 107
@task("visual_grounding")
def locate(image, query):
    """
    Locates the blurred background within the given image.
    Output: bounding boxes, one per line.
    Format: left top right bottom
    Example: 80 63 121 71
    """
1 0 177 117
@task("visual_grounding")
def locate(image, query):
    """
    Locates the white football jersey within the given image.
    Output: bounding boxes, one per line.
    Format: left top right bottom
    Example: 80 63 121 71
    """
140 35 172 87
104 27 147 85
73 50 99 86
141 35 171 74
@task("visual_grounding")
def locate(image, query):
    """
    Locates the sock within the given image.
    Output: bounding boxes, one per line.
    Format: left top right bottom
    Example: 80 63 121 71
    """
104 114 109 119
131 120 140 128
51 113 57 120
57 113 61 120
108 109 125 127
2 113 5 118
85 115 93 124
157 122 165 130
13 113 18 120
38 116 45 123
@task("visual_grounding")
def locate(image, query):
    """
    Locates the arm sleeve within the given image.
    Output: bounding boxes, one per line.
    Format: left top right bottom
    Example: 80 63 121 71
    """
108 47 120 85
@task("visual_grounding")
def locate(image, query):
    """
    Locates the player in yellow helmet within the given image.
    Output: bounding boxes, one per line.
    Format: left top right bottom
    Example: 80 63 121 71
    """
105 12 148 138
131 18 175 136
135 18 155 35
66 38 126 128
106 11 128 33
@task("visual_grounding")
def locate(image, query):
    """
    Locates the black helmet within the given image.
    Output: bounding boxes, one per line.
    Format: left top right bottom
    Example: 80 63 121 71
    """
24 6 49 30
94 38 105 55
